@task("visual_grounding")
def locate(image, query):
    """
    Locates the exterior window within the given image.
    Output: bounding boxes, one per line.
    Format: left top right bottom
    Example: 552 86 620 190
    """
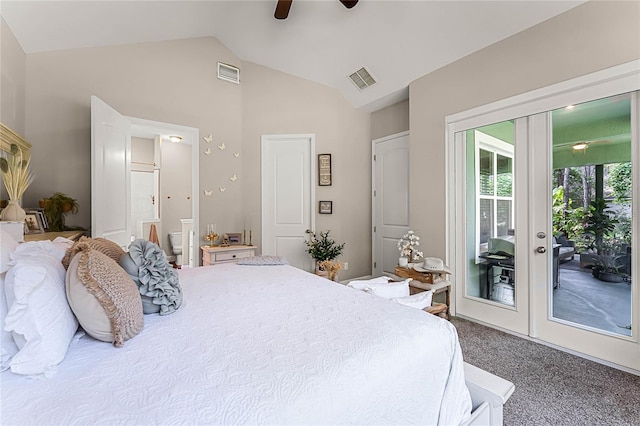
476 131 514 257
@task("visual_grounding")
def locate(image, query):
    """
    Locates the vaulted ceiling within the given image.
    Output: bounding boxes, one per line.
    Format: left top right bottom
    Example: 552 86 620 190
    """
1 0 584 112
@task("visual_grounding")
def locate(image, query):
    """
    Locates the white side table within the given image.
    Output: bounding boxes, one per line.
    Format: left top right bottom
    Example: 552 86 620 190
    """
201 245 257 266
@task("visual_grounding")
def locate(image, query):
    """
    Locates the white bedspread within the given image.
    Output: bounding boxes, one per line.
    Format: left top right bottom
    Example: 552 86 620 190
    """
1 264 471 425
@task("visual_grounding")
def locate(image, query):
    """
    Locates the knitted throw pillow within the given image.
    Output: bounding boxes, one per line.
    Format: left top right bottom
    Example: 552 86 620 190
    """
66 248 143 347
62 237 126 270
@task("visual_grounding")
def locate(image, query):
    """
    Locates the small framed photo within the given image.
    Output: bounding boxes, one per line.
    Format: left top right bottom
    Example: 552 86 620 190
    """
24 213 44 234
26 208 48 231
319 200 333 214
318 154 332 186
225 232 242 245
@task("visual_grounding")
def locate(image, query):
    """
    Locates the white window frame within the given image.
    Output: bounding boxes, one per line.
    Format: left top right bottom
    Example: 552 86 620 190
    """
474 130 515 259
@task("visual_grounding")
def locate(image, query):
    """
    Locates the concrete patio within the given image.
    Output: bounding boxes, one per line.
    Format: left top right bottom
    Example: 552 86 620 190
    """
553 259 632 336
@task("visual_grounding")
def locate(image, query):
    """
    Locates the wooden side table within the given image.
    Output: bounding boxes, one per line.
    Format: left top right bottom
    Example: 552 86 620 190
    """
24 230 85 242
395 266 452 319
201 245 257 266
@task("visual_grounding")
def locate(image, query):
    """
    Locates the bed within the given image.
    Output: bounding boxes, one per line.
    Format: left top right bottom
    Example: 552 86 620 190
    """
1 240 511 425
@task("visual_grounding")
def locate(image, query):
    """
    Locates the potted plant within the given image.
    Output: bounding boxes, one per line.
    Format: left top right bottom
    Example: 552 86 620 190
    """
40 192 79 231
0 143 35 221
591 239 625 283
584 199 618 256
397 230 423 267
304 230 345 276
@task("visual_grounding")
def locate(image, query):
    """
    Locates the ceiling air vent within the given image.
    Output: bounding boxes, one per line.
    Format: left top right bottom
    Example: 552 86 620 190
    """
218 62 240 84
348 67 376 91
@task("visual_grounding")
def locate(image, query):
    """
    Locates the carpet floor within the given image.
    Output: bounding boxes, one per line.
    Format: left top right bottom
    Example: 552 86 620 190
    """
452 317 640 426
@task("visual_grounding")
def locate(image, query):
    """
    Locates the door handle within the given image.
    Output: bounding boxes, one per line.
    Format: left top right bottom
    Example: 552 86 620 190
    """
535 246 547 254
305 229 313 234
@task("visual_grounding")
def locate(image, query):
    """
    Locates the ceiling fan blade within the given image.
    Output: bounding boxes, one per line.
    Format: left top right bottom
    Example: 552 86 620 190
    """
275 0 292 20
339 0 359 9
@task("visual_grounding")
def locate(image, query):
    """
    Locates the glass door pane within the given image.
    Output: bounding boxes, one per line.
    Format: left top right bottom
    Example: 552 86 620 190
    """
465 122 515 305
550 94 632 336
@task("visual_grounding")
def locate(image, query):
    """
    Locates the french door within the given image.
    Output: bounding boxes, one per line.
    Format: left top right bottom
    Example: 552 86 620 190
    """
449 62 639 372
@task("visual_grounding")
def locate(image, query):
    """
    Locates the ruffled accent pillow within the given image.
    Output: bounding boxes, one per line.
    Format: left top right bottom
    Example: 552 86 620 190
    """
118 239 183 316
62 236 125 270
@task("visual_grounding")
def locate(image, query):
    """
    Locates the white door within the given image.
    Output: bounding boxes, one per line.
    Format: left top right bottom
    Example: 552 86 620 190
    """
91 96 132 248
449 64 640 372
529 96 639 371
372 132 410 276
261 134 315 271
452 118 530 336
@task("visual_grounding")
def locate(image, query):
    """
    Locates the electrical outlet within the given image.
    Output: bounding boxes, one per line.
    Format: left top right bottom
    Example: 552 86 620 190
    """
344 262 349 270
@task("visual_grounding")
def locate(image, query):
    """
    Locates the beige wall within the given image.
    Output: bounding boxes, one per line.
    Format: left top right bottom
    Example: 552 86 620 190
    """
371 99 409 141
241 61 372 279
23 37 243 246
409 0 640 259
0 18 26 136
20 35 372 278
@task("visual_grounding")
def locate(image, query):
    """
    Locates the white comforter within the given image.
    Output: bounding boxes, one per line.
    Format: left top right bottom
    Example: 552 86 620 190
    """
1 264 471 425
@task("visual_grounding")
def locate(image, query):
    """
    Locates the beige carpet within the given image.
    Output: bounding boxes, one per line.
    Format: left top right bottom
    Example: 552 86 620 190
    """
452 317 640 426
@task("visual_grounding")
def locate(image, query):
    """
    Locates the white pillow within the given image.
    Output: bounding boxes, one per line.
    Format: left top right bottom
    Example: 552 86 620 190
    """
1 229 19 273
347 276 391 290
364 279 411 299
391 290 433 310
0 272 18 371
4 251 78 377
0 230 20 370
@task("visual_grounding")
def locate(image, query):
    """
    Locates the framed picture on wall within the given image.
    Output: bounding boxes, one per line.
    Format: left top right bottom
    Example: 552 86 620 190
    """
319 201 333 214
318 154 332 186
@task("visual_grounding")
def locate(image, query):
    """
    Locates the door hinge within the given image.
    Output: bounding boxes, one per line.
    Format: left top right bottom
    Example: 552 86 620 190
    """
373 190 376 196
374 226 376 232
373 155 376 161
374 262 377 268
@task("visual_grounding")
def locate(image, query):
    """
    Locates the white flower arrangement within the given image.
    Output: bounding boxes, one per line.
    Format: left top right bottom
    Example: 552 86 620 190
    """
397 230 423 262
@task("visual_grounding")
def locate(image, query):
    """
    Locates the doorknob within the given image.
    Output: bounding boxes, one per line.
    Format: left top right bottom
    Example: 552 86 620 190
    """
536 246 547 254
305 229 313 234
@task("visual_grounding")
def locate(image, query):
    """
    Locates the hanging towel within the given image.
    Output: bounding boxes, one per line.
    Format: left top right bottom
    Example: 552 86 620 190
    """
148 224 159 245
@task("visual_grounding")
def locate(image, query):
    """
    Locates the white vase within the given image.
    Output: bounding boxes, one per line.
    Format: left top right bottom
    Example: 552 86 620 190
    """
399 256 409 267
0 200 26 222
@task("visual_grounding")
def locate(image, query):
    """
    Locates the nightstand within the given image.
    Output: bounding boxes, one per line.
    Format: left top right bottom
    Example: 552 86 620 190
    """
395 266 452 319
201 245 257 266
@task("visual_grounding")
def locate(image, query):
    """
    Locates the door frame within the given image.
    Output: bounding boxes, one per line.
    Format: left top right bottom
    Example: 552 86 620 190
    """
128 116 199 266
260 134 316 271
446 60 640 372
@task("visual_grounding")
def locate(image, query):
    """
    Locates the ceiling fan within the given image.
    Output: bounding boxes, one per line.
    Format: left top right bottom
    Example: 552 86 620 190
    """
572 140 614 150
275 0 359 20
